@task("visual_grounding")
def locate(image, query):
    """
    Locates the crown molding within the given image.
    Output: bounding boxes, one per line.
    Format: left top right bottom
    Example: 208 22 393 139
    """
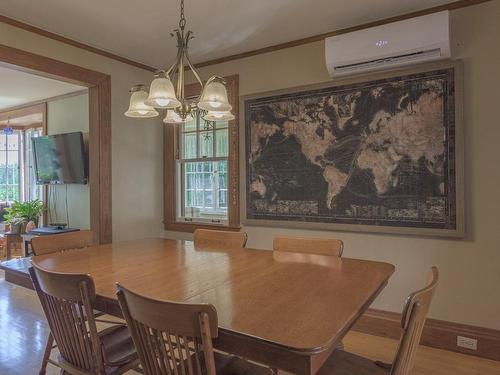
0 0 492 72
0 14 156 72
194 0 492 68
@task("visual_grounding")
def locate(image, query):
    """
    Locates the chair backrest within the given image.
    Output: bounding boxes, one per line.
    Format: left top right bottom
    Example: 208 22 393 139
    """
273 236 344 257
29 262 104 374
391 267 439 375
193 229 248 249
31 230 94 256
117 283 218 375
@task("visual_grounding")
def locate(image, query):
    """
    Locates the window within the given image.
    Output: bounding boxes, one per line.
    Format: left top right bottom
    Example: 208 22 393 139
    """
164 75 239 232
0 129 21 202
0 127 43 203
24 128 44 201
177 116 229 224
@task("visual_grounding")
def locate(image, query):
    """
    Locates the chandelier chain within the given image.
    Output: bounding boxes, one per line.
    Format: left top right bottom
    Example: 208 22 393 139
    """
179 0 186 30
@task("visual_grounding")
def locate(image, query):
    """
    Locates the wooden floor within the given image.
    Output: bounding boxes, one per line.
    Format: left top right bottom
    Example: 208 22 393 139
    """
0 271 498 375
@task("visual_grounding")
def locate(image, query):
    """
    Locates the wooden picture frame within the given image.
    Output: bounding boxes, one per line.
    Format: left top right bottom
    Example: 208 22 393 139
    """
240 60 464 238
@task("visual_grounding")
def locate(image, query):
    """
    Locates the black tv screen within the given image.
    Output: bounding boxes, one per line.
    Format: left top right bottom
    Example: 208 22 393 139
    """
32 132 88 184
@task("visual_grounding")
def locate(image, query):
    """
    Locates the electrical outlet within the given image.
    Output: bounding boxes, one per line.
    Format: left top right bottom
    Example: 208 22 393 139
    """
457 336 477 350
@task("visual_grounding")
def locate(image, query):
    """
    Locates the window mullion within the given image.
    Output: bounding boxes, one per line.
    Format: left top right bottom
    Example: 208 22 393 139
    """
196 111 200 159
213 122 217 158
213 161 219 212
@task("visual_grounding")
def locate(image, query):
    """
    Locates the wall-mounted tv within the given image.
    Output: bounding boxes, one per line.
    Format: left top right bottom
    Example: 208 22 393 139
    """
32 132 88 184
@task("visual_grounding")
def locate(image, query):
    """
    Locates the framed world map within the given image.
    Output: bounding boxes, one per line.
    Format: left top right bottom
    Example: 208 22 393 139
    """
242 62 464 237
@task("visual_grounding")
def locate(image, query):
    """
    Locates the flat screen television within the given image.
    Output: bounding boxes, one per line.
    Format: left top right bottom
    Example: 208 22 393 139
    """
32 132 88 184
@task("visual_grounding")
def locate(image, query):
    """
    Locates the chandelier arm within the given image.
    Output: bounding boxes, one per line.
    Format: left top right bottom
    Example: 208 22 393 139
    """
166 41 183 77
184 50 204 95
176 48 185 102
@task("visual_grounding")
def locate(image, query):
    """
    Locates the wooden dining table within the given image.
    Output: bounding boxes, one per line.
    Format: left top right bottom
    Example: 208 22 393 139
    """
29 238 394 375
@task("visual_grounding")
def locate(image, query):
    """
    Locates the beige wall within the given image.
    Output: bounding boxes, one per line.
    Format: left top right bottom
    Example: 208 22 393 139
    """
1 0 497 331
0 22 165 241
166 1 500 330
47 93 90 229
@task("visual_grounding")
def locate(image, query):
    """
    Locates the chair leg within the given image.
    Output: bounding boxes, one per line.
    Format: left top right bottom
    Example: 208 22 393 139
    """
336 340 345 351
39 333 54 375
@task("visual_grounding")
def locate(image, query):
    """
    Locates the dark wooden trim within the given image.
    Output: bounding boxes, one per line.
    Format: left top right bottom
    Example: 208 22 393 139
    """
0 14 156 72
194 0 493 68
42 104 48 225
89 77 112 244
163 75 240 232
164 122 176 230
0 102 47 122
0 44 112 244
225 75 240 228
0 44 108 86
353 308 500 362
164 222 241 233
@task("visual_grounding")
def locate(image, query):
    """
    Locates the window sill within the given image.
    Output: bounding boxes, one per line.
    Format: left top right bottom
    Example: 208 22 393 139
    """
164 221 241 233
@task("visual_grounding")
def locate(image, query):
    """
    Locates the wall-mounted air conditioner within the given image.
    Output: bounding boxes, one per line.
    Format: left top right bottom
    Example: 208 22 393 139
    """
325 11 451 77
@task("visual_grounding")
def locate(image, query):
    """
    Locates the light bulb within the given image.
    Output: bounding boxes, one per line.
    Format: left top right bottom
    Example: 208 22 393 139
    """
198 77 232 112
155 98 171 107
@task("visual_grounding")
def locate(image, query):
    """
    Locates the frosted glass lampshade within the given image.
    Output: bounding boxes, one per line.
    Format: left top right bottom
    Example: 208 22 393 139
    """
163 110 193 124
145 76 181 109
198 78 232 112
203 110 235 121
125 86 159 118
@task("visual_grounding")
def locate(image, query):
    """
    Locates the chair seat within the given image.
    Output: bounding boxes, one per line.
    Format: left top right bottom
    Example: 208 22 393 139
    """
215 352 273 375
99 324 138 367
317 350 389 375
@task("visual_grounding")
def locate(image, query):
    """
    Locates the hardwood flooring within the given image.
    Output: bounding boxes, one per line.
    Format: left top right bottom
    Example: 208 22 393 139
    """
0 270 498 375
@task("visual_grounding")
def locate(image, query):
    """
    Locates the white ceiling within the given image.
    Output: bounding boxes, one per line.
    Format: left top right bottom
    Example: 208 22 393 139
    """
0 0 456 69
0 66 85 110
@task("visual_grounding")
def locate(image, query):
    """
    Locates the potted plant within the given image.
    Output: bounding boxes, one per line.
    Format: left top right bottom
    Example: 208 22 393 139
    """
4 199 44 234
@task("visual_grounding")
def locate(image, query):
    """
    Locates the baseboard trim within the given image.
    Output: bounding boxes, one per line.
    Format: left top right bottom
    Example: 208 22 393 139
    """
352 309 500 362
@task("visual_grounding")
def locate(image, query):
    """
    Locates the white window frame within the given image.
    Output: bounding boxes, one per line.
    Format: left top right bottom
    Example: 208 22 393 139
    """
176 112 229 225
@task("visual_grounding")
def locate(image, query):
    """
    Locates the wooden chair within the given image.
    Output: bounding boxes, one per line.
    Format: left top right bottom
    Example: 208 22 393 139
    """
193 229 248 249
29 263 140 375
31 229 101 374
273 236 344 257
31 229 94 256
117 283 272 375
317 267 439 375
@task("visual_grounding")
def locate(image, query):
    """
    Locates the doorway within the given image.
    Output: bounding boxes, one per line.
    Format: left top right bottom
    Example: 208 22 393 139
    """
0 43 112 244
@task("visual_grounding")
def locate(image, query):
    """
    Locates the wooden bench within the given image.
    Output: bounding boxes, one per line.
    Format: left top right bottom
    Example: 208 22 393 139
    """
0 257 33 289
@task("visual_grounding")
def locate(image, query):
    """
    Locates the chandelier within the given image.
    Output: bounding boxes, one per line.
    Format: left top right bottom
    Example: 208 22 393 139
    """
124 0 234 124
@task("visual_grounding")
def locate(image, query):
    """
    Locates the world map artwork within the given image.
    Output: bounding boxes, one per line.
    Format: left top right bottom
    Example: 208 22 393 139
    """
245 69 457 231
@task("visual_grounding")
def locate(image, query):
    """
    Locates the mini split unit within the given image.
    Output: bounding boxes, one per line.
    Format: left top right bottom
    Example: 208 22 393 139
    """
325 11 451 77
